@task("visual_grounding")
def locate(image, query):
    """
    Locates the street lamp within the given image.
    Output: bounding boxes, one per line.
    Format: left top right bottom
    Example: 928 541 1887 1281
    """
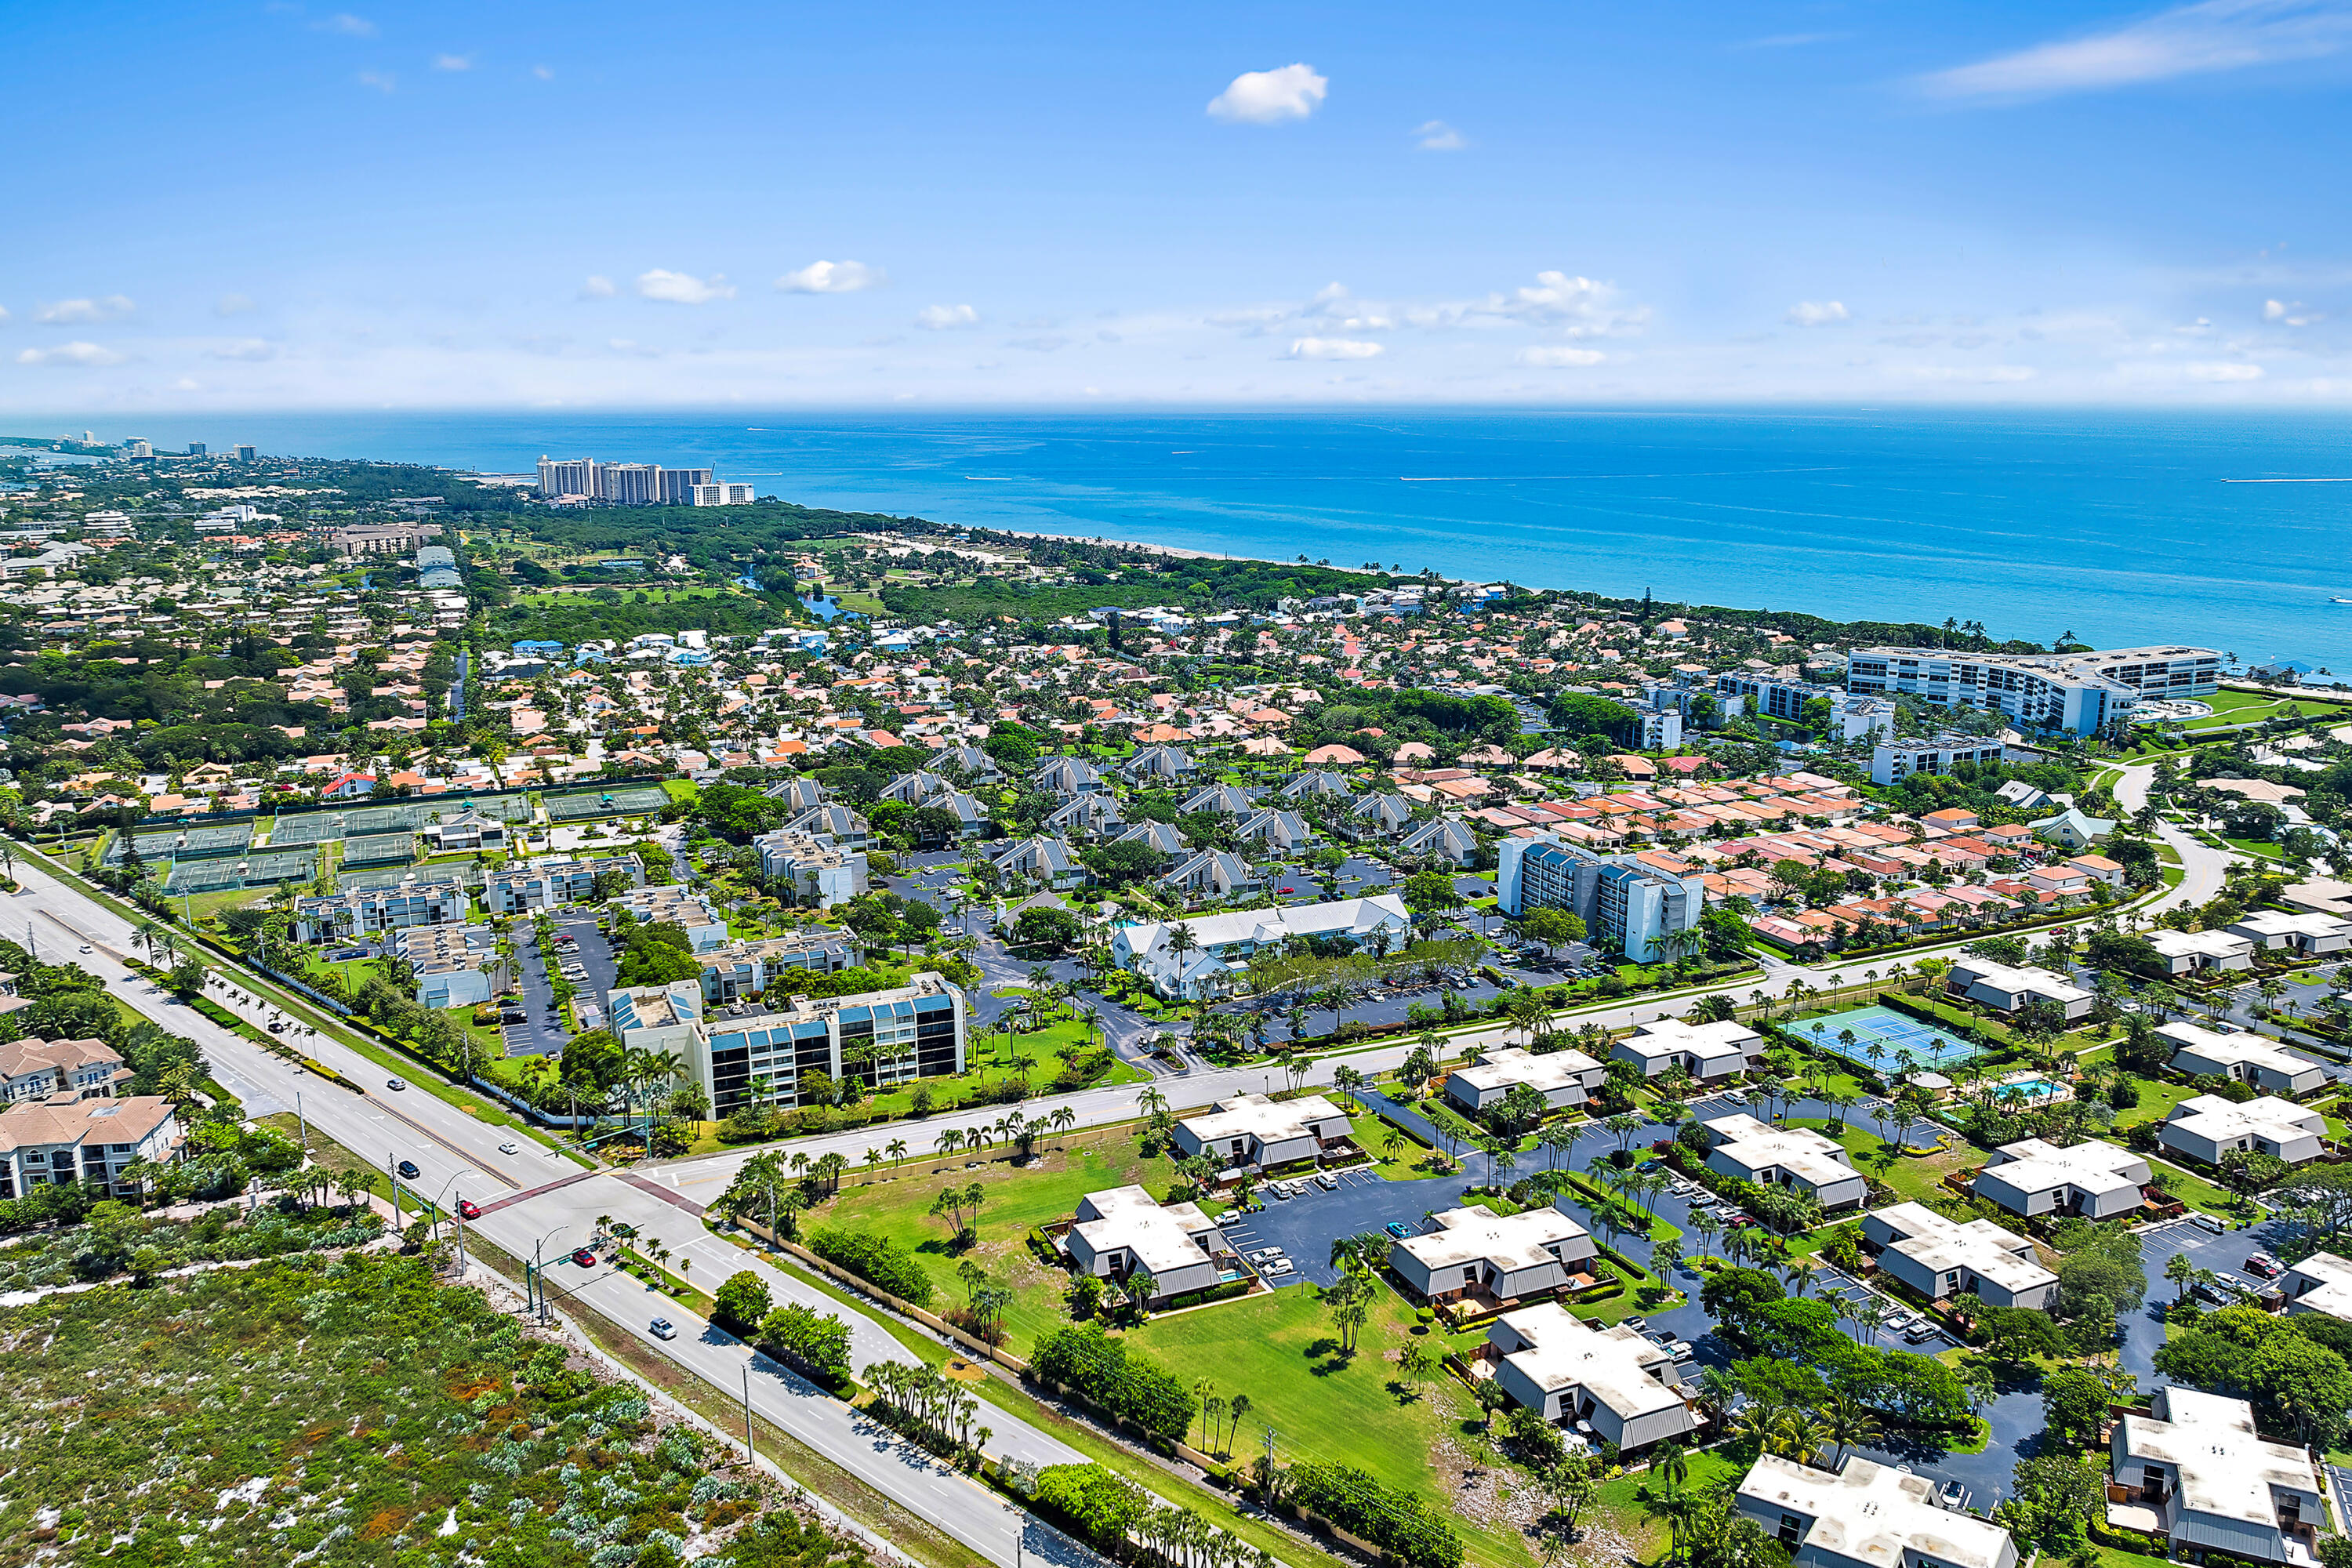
525 1224 572 1324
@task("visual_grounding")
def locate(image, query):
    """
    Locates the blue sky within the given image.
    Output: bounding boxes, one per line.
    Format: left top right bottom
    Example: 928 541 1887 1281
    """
9 0 2352 410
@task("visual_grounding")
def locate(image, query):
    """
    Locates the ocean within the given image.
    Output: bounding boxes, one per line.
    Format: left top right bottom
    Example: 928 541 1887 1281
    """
107 407 2352 670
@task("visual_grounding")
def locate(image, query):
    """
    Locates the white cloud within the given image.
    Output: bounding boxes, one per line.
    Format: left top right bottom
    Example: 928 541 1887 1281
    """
2265 297 2323 325
433 53 471 71
214 293 256 317
1784 299 1851 327
1487 271 1646 337
532 64 554 79
172 377 201 392
1918 0 2352 100
1517 346 1607 367
207 339 277 361
1416 119 1468 151
2188 359 2265 379
34 296 135 325
1911 365 2037 382
358 70 395 92
1286 337 1383 361
16 342 126 367
579 275 616 299
318 12 376 36
635 269 735 304
1207 63 1328 124
916 303 980 330
777 260 885 294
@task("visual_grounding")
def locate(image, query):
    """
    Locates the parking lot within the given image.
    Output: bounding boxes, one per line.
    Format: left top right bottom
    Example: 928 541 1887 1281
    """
503 916 614 1058
1216 1166 1466 1289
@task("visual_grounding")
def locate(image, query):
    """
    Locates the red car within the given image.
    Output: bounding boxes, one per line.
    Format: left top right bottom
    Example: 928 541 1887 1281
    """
571 1247 597 1268
456 1200 481 1221
1279 887 1294 895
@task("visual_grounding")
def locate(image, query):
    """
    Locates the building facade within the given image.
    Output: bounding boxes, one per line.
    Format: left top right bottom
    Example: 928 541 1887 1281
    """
1497 833 1701 963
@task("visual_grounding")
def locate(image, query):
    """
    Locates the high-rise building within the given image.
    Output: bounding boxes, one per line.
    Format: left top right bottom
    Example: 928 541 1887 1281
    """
595 463 660 504
185 442 206 457
535 456 596 498
1497 834 1702 963
234 444 257 462
691 481 756 506
1845 644 2222 736
125 439 152 459
656 466 713 503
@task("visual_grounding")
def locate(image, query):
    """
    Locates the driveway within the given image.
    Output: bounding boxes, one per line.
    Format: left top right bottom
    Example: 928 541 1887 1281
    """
1216 1167 1479 1290
505 916 614 1058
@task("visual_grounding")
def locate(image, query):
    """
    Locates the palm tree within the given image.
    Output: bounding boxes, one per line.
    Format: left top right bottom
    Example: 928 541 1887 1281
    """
887 1137 909 1169
1822 1392 1882 1466
1050 1105 1078 1148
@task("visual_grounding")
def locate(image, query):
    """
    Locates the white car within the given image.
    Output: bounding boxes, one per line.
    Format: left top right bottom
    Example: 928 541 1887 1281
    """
1261 1259 1295 1276
499 1142 520 1156
1314 1173 1338 1191
1247 1247 1285 1262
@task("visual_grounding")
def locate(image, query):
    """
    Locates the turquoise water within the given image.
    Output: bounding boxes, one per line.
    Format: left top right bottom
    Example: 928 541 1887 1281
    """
1798 1003 1985 1070
112 407 2352 667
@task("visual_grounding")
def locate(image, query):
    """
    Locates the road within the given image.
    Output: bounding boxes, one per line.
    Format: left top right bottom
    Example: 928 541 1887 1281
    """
2109 758 2231 916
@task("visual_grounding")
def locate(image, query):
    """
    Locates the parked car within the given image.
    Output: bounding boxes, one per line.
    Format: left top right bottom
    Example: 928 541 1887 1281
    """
1247 1247 1285 1262
2245 1253 2283 1278
650 1318 677 1341
1261 1259 1295 1276
1271 1185 1291 1200
396 1160 420 1180
457 1200 481 1221
1622 1316 1648 1334
572 1247 598 1268
2190 1213 2227 1235
1314 1173 1338 1191
1937 1480 1968 1512
1904 1323 1939 1345
1667 1341 1697 1361
1385 1221 1414 1240
2193 1278 2234 1305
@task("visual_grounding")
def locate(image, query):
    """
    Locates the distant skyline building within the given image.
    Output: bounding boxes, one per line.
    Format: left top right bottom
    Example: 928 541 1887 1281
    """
1845 644 2221 736
234 444 257 462
692 481 755 506
535 455 728 506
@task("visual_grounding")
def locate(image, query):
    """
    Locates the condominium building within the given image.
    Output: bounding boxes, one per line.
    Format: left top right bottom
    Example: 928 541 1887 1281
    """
2281 1253 2352 1319
1869 734 2007 788
0 1096 184 1200
2147 928 2256 975
1846 644 2220 736
2111 1387 2322 1566
535 456 716 504
753 828 869 909
607 971 966 1116
692 481 755 506
1444 1045 1606 1114
1065 1186 1225 1304
1497 833 1701 963
1946 957 2093 1020
1387 1206 1596 1303
0 1036 127 1104
295 875 470 942
483 854 644 914
1612 1017 1764 1083
1700 1114 1868 1210
388 921 499 1010
2157 1094 2327 1167
1112 895 1410 1000
1171 1093 1351 1171
2159 1021 2328 1098
2228 910 2352 956
1738 1454 2019 1568
1486 1303 1697 1450
1860 1202 2058 1309
613 886 730 953
1973 1137 2149 1219
694 931 858 1004
1712 673 1896 741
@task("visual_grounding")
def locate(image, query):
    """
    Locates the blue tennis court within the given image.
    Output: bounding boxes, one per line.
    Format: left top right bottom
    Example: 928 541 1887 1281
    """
1794 1003 1986 1071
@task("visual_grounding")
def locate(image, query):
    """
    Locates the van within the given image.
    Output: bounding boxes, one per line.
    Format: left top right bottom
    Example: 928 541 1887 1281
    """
2190 1213 2226 1236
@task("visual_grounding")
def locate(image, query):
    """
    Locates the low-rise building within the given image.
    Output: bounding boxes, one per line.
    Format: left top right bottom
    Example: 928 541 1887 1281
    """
1973 1136 2149 1219
1612 1017 1764 1083
1112 895 1410 1001
0 1036 126 1103
614 886 731 953
1486 1303 1696 1450
1737 1454 2019 1568
1065 1185 1225 1304
419 807 510 853
0 1095 183 1199
295 875 470 942
989 835 1084 891
2280 1252 2352 1319
1869 735 2007 788
2147 928 2257 975
389 921 498 1009
755 828 870 907
1387 1205 1595 1305
1171 1093 1351 1171
2159 1021 2329 1098
1444 1045 1606 1114
1700 1114 1868 1210
2228 909 2352 957
695 931 858 1004
1946 957 2092 1020
2157 1094 2327 1167
1860 1201 2058 1309
2110 1386 2323 1566
485 854 644 914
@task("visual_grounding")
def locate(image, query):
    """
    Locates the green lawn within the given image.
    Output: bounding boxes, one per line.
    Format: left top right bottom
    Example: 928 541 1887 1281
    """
1780 1117 1977 1207
1591 1446 1744 1560
2144 1152 2237 1215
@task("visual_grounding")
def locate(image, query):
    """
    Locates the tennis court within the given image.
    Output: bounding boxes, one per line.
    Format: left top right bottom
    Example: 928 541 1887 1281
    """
345 803 434 834
238 849 318 887
1793 1003 1987 1072
545 785 668 821
340 832 416 866
164 861 245 895
267 811 347 847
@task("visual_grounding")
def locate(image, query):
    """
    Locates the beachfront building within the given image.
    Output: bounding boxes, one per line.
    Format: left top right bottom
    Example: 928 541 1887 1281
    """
1065 1186 1225 1305
2281 1253 2352 1319
2159 1021 2328 1098
2157 1094 2327 1168
1860 1202 2059 1309
1443 1045 1606 1115
1737 1454 2020 1568
1711 674 1896 742
1171 1093 1351 1172
1111 895 1410 1001
1496 833 1703 964
2109 1386 2323 1566
1612 1017 1764 1083
2147 928 2257 975
2228 910 2352 957
1868 735 2008 788
1387 1205 1596 1305
1846 644 2223 737
606 972 966 1117
1700 1114 1868 1210
1973 1136 2149 1220
1485 1303 1697 1450
1945 957 2093 1021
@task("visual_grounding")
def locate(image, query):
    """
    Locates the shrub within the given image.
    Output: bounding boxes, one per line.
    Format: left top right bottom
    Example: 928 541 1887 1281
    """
1029 1323 1193 1440
755 1303 853 1383
1287 1462 1464 1568
806 1226 935 1308
712 1270 771 1330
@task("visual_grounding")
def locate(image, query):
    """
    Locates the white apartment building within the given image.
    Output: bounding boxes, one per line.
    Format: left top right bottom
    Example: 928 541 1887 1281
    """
1946 957 2092 1020
389 921 498 1010
1847 644 2221 736
1860 1202 2058 1309
695 931 858 1004
295 875 470 942
753 828 869 908
2158 1094 2326 1167
691 481 756 506
1700 1114 1869 1210
1738 1454 2020 1568
2281 1252 2352 1320
1486 1303 1697 1451
0 1096 183 1200
1112 895 1410 1001
1065 1186 1225 1303
1444 1045 1606 1115
2147 928 2256 975
607 972 966 1116
1973 1136 2149 1219
2160 1021 2329 1098
2111 1387 2323 1566
1612 1017 1765 1083
614 886 730 953
2229 910 2352 956
0 1036 126 1104
483 854 644 915
1386 1205 1596 1304
1497 833 1702 964
1171 1093 1351 1171
1869 735 2008 788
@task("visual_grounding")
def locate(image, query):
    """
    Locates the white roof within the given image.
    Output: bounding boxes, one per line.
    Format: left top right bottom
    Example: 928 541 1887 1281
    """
1125 894 1407 960
1178 1092 1346 1145
1450 1046 1602 1096
1737 1454 2016 1568
2147 928 2255 959
2234 909 2350 938
2159 1020 2321 1081
2165 1094 2325 1145
1398 1205 1591 1273
1703 1114 1858 1189
2120 1388 2320 1530
1622 1016 1761 1062
1071 1185 1218 1276
2287 1251 2352 1317
1951 958 2090 1006
1866 1202 2054 1298
1491 1303 1684 1424
1982 1137 2147 1197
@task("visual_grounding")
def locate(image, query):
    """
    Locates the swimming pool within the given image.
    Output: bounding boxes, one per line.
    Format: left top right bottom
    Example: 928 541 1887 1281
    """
1992 1078 2061 1102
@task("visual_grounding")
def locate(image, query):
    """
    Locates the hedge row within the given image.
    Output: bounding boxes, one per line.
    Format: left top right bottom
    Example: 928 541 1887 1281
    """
804 1225 935 1309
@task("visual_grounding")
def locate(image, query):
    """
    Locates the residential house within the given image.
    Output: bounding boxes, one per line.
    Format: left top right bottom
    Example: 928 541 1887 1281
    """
1171 1093 1351 1171
1444 1046 1606 1114
1486 1303 1697 1451
1388 1206 1597 1304
1700 1114 1867 1210
2157 1094 2326 1168
1860 1202 2058 1309
1065 1185 1225 1304
1973 1137 2149 1220
1613 1017 1763 1083
1946 957 2092 1020
2159 1021 2328 1097
2110 1386 2322 1566
1737 1454 2019 1568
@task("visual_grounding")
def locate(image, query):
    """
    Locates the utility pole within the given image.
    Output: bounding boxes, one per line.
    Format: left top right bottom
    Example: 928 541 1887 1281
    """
744 1364 755 1465
294 1092 308 1162
389 1150 401 1220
